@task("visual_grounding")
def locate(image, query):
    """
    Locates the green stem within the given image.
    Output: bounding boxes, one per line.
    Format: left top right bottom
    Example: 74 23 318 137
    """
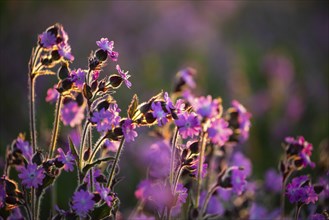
294 203 303 220
79 121 90 172
49 95 63 158
107 138 125 189
88 135 107 163
29 76 37 153
195 131 207 209
169 128 179 188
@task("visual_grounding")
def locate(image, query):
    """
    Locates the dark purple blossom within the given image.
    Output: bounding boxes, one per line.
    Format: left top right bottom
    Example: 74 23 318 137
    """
71 189 95 218
58 42 74 61
95 184 112 207
231 100 251 142
90 105 121 133
286 175 318 204
45 84 59 103
0 181 5 208
192 95 220 119
116 65 132 88
122 119 138 142
96 38 119 61
38 31 57 49
151 102 168 126
231 152 252 177
70 68 86 89
8 207 23 220
61 101 85 127
175 112 201 139
229 166 247 195
18 164 45 188
207 118 232 146
264 169 282 193
56 148 75 172
16 137 33 162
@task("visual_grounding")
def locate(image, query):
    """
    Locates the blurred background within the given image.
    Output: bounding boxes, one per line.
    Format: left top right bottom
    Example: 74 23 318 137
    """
0 0 328 217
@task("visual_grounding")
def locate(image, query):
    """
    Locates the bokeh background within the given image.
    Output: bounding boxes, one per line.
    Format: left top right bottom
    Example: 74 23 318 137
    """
0 0 328 217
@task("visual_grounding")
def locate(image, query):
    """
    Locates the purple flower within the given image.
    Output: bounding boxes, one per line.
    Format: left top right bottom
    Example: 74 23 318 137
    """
175 112 201 139
302 186 318 204
286 175 318 204
249 203 268 220
18 164 45 188
134 213 155 220
311 214 326 220
56 148 75 172
96 38 119 61
91 105 121 133
231 100 251 142
71 189 95 218
216 188 232 202
264 169 282 193
61 101 85 127
38 31 57 49
192 95 220 119
8 207 23 220
70 69 86 89
199 191 224 216
69 129 81 148
177 68 196 89
122 119 138 142
151 102 168 127
16 137 32 162
230 152 252 177
116 65 132 88
45 84 59 103
95 184 112 207
135 179 152 200
207 118 233 146
104 139 119 152
58 42 74 61
171 184 188 216
164 92 175 112
284 136 315 168
231 168 247 195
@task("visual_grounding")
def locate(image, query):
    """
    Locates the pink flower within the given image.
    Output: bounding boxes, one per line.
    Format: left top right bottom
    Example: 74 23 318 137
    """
122 119 138 142
116 65 132 88
192 95 220 119
61 101 85 127
58 42 74 61
175 112 201 139
45 85 59 104
207 118 232 146
96 38 119 61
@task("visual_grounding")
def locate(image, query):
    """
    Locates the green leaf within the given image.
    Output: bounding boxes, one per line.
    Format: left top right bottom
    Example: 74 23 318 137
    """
127 94 139 119
68 137 79 165
82 156 115 175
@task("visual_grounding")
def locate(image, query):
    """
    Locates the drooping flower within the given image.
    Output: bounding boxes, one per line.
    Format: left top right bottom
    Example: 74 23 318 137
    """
18 164 45 188
96 38 119 61
151 102 168 127
175 112 201 139
71 189 95 218
230 100 252 142
90 105 121 133
45 84 59 103
56 148 75 172
38 31 57 49
116 65 132 88
70 68 86 89
95 184 113 207
122 119 138 142
58 42 74 61
61 101 85 127
192 95 220 119
264 169 282 193
16 137 33 162
207 118 233 146
230 152 252 177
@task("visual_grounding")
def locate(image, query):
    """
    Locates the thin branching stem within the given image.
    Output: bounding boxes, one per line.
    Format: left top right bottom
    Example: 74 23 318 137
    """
294 203 303 220
200 185 218 217
169 127 179 188
29 76 37 153
79 121 90 172
88 135 107 163
107 137 125 189
49 95 63 158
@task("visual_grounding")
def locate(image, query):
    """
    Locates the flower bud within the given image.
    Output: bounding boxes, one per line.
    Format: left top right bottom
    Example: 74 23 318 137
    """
51 50 61 61
109 75 123 88
95 49 108 61
57 63 70 80
32 151 44 165
83 147 91 161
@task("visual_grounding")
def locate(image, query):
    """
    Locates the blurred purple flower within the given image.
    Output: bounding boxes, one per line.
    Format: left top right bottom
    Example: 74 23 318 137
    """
18 164 45 188
56 148 75 172
231 100 251 142
116 65 131 88
174 99 186 114
71 189 95 218
61 101 85 127
207 118 232 146
286 175 318 204
0 181 5 208
8 207 23 220
249 203 268 220
91 106 121 133
264 169 282 193
96 38 119 61
69 129 81 148
45 84 59 104
38 31 57 49
151 102 168 127
175 112 201 139
285 136 315 168
16 137 32 162
230 152 252 177
58 42 74 61
95 184 112 207
190 157 208 178
192 95 220 119
231 167 247 195
70 68 86 89
311 214 326 220
199 191 224 216
122 119 138 142
216 187 232 202
104 139 119 152
164 92 175 112
178 68 196 89
135 179 152 201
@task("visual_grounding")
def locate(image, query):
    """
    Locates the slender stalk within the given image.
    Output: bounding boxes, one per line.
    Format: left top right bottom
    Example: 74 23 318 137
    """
280 170 293 219
294 203 303 220
169 128 179 188
106 138 125 189
35 195 41 220
88 135 107 163
29 76 37 153
79 121 90 171
23 203 32 220
49 95 63 158
173 165 186 192
195 131 208 209
31 188 35 220
201 185 218 216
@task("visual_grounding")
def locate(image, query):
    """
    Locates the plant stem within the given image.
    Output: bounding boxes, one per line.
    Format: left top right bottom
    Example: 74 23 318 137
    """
31 188 35 220
107 137 125 189
294 203 303 220
195 131 207 209
49 95 63 158
35 195 41 220
169 127 179 188
201 185 218 217
79 121 90 172
29 76 37 153
88 135 107 163
280 170 293 220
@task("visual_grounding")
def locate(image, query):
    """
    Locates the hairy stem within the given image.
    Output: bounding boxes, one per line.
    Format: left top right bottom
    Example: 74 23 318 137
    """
88 135 107 163
169 128 179 188
107 137 125 189
79 121 90 172
49 95 63 158
294 203 303 220
29 76 37 153
195 131 208 209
